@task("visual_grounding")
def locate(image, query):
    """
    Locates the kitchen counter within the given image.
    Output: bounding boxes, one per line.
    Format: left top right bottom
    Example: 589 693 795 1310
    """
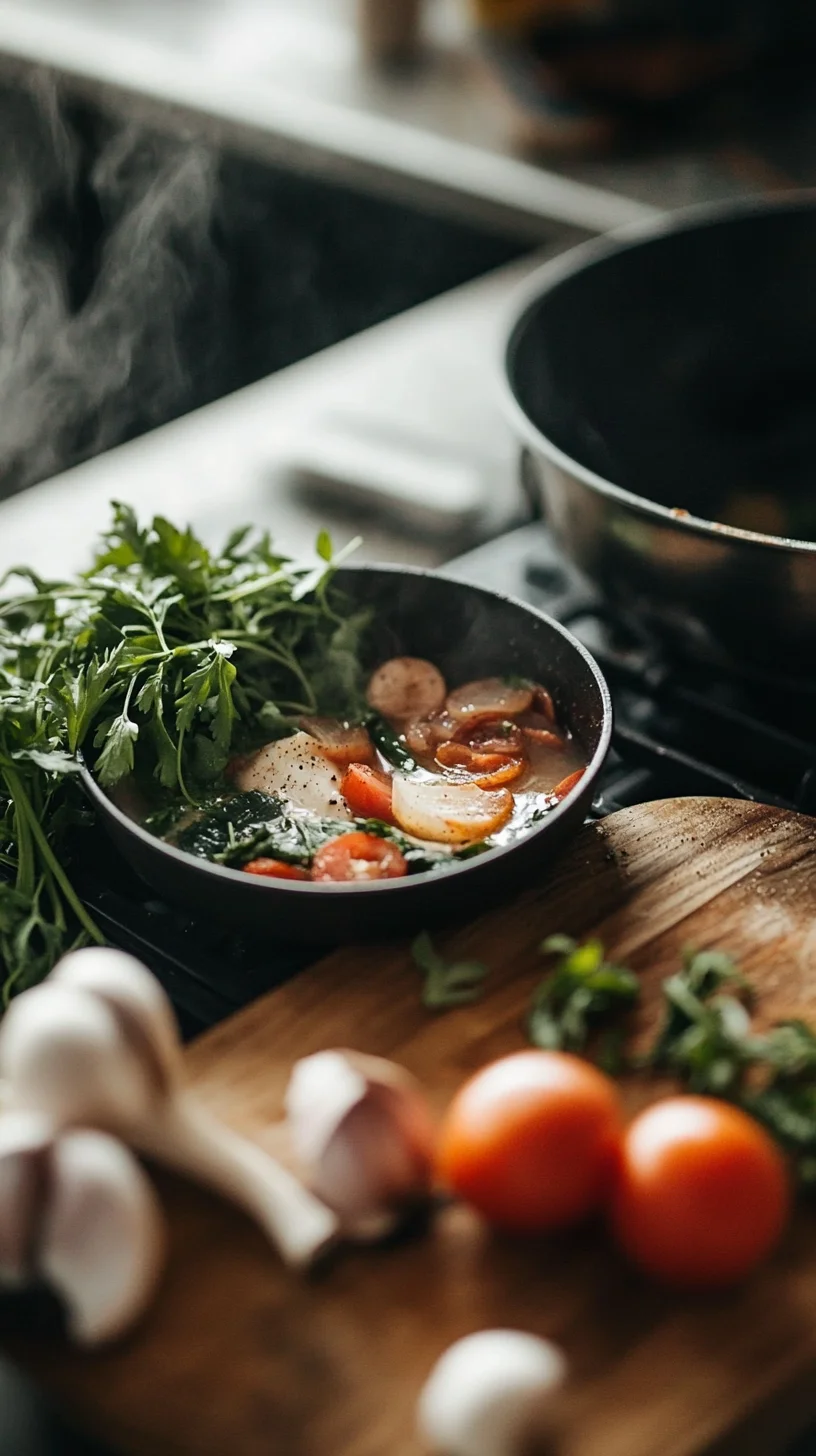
0 250 546 578
0 0 814 248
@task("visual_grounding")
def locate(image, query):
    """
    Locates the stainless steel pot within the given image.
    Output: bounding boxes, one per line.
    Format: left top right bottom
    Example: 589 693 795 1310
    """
503 196 816 681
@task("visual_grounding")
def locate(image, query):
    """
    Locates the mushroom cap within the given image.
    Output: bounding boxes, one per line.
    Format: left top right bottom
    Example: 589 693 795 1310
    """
418 1329 567 1456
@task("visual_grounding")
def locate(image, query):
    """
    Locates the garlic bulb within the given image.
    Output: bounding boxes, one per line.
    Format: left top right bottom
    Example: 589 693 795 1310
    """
418 1330 567 1456
0 1111 52 1284
0 1114 166 1345
0 949 338 1270
285 1048 436 1238
52 946 181 1091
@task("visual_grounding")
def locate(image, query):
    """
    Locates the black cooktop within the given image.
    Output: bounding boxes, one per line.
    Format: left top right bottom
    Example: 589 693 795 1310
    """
70 521 816 1040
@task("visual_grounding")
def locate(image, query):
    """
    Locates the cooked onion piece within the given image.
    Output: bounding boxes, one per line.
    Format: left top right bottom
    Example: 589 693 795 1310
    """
445 679 533 723
392 776 513 844
300 717 374 766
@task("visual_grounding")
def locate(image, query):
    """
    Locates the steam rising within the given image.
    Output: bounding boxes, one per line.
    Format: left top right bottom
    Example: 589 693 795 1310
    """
0 71 220 493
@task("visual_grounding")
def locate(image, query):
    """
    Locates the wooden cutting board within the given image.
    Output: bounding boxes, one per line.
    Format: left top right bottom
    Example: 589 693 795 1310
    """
9 796 816 1456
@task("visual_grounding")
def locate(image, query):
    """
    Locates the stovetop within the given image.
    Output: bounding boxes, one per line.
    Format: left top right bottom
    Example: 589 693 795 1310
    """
74 520 816 1039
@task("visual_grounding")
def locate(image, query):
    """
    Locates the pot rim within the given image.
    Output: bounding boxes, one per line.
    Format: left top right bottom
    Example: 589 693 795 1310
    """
502 191 816 558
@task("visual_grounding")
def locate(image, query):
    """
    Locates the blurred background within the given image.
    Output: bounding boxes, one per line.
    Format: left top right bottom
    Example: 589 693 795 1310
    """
2 2 816 1452
1 0 816 571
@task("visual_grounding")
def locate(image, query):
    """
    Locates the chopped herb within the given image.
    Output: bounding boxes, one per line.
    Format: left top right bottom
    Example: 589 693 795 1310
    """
412 932 489 1010
0 505 366 1001
523 935 816 1186
368 715 418 773
528 935 639 1052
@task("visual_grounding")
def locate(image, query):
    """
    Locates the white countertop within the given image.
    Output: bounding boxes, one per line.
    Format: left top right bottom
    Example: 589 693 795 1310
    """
0 252 542 579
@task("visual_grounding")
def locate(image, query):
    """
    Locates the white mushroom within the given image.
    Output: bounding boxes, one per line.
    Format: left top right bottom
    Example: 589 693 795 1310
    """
418 1329 567 1456
285 1049 436 1239
0 1113 165 1346
0 949 338 1270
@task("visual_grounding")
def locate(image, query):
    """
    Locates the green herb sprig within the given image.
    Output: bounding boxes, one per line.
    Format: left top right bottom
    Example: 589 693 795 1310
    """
528 934 639 1054
0 504 365 1002
412 932 490 1011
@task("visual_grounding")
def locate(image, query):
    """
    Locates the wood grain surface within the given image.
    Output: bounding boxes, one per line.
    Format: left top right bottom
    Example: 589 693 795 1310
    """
8 797 816 1456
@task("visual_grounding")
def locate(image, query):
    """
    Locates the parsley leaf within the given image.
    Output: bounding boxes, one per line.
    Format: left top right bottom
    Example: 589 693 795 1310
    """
528 935 639 1052
412 932 490 1011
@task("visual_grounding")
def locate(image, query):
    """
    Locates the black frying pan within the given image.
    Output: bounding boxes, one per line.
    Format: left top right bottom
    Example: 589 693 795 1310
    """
83 566 611 942
504 195 816 681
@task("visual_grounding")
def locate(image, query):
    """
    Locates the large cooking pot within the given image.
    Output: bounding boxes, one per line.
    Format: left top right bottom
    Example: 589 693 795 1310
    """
504 195 816 681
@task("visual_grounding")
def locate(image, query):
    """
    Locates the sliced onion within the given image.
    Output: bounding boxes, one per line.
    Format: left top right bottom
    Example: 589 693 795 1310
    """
445 679 533 723
391 775 513 844
435 742 511 775
471 759 525 791
452 719 525 757
300 717 374 766
367 658 447 722
531 685 557 724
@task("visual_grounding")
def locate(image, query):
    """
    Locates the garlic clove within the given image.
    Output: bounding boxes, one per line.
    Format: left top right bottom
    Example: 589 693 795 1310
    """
51 948 181 1092
418 1330 567 1456
285 1049 436 1237
0 1111 53 1284
40 1129 166 1346
0 983 154 1132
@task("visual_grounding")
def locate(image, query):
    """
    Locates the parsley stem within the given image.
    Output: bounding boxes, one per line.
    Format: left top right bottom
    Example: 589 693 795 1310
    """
3 766 103 947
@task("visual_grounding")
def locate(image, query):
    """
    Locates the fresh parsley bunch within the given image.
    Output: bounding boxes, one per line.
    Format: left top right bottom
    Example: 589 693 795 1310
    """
0 503 365 1002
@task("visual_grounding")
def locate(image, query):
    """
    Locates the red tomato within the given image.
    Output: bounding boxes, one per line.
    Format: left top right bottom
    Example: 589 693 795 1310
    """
311 832 408 882
242 859 311 881
611 1097 790 1288
341 763 393 821
436 1051 624 1233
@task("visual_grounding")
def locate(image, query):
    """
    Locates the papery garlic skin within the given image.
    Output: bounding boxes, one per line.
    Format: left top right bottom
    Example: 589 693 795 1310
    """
52 948 180 1090
0 1114 166 1346
0 1111 52 1283
41 1129 166 1346
286 1049 436 1238
0 984 155 1133
418 1329 567 1456
0 959 338 1271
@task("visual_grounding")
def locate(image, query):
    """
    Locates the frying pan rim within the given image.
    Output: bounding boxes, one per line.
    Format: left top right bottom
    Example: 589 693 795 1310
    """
502 190 816 557
81 563 613 903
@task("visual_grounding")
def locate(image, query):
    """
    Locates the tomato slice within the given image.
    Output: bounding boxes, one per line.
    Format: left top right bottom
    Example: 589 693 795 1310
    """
435 742 509 775
452 719 525 757
311 832 408 882
471 758 525 790
522 726 565 749
551 768 585 801
445 678 533 722
243 859 311 881
435 741 525 791
341 763 394 822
